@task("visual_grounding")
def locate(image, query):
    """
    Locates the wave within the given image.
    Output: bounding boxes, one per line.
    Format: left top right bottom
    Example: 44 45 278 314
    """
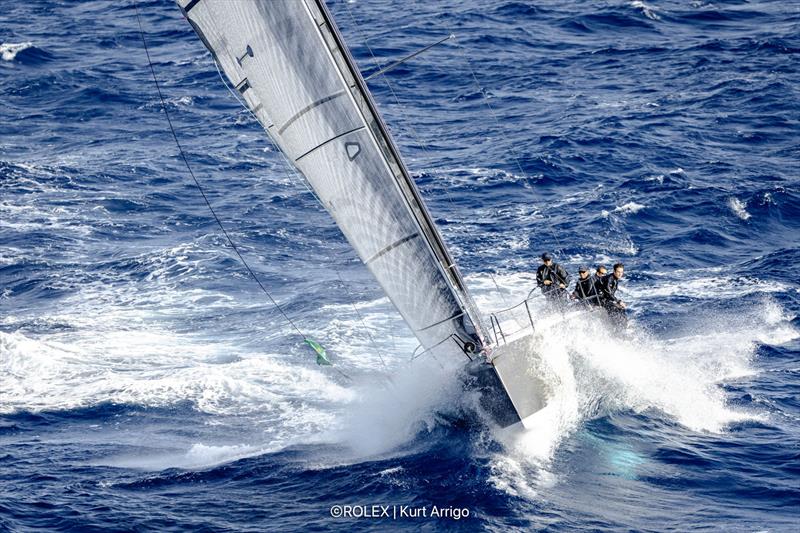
4 233 795 470
485 309 794 499
0 42 54 65
0 42 33 61
101 442 281 472
728 197 751 220
629 1 660 21
602 201 647 217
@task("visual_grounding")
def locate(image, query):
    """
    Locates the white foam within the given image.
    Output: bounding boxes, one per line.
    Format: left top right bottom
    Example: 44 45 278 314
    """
603 201 646 218
630 1 661 21
103 443 271 471
0 42 33 61
3 247 797 479
0 328 328 418
0 272 358 438
472 271 797 497
429 166 529 185
728 197 751 220
377 466 404 476
334 356 462 457
139 95 195 111
615 201 646 214
625 275 788 300
0 200 94 237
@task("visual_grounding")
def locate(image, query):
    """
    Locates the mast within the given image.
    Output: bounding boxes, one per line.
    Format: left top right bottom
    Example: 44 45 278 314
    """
309 0 489 348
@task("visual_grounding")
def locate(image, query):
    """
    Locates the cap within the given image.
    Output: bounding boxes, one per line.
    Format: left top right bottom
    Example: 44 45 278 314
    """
541 252 552 261
578 266 588 273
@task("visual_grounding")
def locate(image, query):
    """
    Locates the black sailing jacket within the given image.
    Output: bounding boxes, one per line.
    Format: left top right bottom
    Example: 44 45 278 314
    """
572 275 600 305
599 272 621 304
591 274 604 297
537 263 570 292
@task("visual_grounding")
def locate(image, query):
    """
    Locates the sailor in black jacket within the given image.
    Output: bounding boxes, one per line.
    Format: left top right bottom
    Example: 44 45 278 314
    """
536 252 570 301
572 266 600 306
589 265 608 306
599 263 627 326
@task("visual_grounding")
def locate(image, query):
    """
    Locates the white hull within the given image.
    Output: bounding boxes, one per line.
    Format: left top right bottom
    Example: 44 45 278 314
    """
490 333 550 429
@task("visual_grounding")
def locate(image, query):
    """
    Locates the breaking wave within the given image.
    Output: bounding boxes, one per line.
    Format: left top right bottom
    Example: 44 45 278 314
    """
0 41 33 61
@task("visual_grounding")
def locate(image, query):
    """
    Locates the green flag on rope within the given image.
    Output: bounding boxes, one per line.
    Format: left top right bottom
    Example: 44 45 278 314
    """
304 338 331 366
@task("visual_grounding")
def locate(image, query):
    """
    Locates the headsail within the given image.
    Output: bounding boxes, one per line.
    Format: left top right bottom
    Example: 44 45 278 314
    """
176 0 487 360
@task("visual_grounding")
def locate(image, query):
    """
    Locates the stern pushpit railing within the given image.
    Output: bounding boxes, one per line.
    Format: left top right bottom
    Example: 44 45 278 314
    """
488 296 536 347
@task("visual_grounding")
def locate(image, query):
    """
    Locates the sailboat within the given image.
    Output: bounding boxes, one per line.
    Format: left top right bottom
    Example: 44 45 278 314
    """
175 0 548 428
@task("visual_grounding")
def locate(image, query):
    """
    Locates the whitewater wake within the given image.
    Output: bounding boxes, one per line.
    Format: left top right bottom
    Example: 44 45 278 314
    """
476 273 797 498
1 262 796 477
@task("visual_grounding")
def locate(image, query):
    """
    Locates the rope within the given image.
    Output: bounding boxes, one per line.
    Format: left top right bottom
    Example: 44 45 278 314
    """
133 1 308 342
209 30 394 371
341 1 569 340
449 37 569 261
335 270 390 371
340 1 493 349
339 0 462 212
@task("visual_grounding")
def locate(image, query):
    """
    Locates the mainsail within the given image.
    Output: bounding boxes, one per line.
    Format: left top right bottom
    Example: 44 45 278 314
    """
176 0 487 360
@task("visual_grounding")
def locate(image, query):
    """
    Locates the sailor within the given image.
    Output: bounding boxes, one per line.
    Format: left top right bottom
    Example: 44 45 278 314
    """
571 266 599 306
599 263 627 326
536 252 570 301
590 265 608 306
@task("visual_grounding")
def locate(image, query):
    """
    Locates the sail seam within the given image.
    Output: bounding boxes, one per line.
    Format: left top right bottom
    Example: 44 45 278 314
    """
365 233 419 264
278 91 346 134
294 126 364 162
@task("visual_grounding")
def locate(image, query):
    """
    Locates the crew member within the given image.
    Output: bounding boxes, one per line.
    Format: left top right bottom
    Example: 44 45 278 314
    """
536 252 570 301
590 265 607 306
599 262 627 326
571 266 599 306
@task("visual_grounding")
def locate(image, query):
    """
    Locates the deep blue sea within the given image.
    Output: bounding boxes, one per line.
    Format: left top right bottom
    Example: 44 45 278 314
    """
2 0 799 531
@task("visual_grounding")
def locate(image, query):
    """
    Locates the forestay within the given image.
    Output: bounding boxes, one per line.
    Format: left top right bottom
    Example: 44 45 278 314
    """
176 0 488 359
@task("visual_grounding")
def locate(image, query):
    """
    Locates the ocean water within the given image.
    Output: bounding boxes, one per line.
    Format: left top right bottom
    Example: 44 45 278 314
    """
2 0 799 530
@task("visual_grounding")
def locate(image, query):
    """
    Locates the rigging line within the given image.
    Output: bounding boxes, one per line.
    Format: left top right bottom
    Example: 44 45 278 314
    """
133 2 307 341
339 0 463 213
398 0 485 213
410 334 455 364
208 18 383 370
488 273 530 333
445 31 569 260
364 34 454 81
334 270 390 371
489 272 512 309
343 0 480 274
212 57 260 124
338 0 483 291
340 0 491 344
334 249 399 355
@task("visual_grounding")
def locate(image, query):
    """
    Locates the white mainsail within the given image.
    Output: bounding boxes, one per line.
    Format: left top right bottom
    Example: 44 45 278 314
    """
176 0 547 427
